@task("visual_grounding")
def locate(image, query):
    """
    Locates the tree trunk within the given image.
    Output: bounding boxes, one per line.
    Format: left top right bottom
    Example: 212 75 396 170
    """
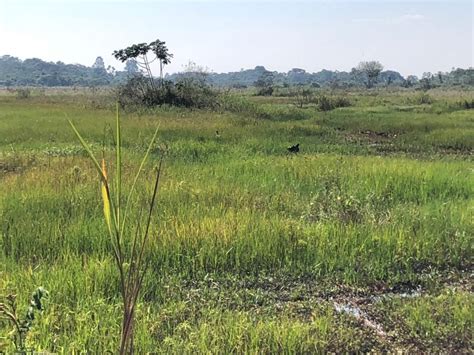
160 61 163 88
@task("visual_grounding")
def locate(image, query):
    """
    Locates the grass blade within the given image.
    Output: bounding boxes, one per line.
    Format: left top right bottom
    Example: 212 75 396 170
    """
68 119 107 185
120 124 160 235
116 103 122 227
68 118 121 242
101 159 113 235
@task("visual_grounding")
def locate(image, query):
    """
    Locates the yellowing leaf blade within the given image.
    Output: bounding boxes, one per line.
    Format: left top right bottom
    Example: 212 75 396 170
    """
101 159 112 234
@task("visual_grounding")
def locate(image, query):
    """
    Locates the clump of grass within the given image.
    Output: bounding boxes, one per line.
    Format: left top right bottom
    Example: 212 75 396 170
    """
305 185 363 224
376 289 473 351
68 106 162 354
317 94 351 111
0 287 49 352
413 92 433 105
302 178 393 225
218 93 311 120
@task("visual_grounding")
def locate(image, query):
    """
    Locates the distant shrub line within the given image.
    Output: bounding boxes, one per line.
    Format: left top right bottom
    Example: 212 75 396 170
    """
115 75 353 118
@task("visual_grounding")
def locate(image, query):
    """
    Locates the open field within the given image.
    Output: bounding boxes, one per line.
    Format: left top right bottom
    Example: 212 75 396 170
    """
1 89 473 352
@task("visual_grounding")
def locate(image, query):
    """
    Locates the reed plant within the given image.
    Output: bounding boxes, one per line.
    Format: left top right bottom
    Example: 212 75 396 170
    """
68 106 161 353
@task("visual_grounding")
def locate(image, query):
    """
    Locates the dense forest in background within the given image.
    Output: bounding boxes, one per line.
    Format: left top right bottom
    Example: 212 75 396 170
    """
1 54 473 89
0 55 131 87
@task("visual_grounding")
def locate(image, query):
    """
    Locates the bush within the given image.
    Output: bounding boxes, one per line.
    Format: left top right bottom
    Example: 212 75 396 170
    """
174 77 219 109
317 94 351 111
416 93 433 105
290 87 317 108
460 99 474 109
116 75 219 110
115 75 157 109
256 85 274 96
15 88 31 99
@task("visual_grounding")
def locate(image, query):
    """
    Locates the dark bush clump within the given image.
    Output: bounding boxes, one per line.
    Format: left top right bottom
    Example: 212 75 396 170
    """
116 75 219 110
461 99 474 109
16 88 31 99
173 77 219 109
317 95 351 111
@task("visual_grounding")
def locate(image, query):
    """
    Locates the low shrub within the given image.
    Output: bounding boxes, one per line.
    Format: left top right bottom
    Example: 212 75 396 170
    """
460 99 474 109
15 88 31 99
413 92 434 105
174 77 219 109
317 94 351 111
116 75 219 110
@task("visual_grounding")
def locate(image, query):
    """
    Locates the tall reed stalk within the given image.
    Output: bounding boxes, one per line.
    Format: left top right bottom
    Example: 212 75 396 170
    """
68 106 161 353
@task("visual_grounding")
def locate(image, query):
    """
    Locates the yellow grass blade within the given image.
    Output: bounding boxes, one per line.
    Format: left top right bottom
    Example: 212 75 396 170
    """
101 159 112 235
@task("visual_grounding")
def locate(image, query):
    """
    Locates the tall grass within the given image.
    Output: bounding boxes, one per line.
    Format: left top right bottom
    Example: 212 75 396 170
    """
68 106 162 353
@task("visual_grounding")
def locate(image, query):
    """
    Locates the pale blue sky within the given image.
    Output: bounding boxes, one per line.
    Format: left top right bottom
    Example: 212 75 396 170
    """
0 0 472 76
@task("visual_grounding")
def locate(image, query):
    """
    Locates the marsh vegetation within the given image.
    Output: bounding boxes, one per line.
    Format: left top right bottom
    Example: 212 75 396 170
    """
0 87 473 352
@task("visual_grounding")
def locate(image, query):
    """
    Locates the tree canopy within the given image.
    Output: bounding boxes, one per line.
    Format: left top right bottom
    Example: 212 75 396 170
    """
1 54 472 89
355 61 384 88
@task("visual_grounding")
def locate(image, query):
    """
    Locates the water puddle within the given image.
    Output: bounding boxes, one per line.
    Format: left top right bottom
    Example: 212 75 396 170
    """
333 287 423 340
370 288 422 303
334 301 388 338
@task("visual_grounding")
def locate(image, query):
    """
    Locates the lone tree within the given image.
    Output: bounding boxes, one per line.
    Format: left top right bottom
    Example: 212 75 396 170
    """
254 70 275 96
149 39 173 84
356 61 384 88
113 39 173 88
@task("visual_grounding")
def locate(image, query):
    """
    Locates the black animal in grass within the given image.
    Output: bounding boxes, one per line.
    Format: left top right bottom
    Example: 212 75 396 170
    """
287 143 300 154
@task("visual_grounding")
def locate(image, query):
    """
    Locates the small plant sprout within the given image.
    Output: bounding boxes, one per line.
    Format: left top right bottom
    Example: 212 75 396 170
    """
68 105 162 354
0 287 49 352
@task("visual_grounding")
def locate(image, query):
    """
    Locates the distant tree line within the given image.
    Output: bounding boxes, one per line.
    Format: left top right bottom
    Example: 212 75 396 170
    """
0 55 139 87
170 64 474 90
1 54 472 89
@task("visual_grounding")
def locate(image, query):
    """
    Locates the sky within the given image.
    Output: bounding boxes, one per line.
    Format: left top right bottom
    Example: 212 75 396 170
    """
0 0 472 77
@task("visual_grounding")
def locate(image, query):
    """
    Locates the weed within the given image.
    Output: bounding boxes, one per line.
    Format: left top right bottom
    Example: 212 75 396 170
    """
0 287 49 352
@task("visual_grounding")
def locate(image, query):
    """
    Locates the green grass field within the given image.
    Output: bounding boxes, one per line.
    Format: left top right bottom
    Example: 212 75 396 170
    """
1 89 473 352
